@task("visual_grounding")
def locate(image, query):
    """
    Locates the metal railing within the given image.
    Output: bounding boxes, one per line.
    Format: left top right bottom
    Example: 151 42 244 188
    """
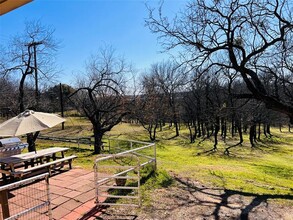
0 173 52 220
94 139 156 208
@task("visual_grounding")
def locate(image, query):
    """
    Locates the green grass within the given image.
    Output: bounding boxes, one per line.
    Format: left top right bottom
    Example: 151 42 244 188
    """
36 119 293 201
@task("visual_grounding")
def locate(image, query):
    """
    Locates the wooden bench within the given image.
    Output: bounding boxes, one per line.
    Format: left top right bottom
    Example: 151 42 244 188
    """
12 155 77 178
0 147 77 180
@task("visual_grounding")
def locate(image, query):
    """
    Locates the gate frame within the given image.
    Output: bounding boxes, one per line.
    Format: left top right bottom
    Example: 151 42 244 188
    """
94 140 156 208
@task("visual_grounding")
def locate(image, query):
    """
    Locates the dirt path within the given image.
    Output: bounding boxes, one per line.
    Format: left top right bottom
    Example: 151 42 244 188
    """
98 174 293 220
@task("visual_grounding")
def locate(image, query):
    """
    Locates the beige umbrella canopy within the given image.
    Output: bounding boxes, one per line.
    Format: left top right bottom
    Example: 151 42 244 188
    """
0 110 66 137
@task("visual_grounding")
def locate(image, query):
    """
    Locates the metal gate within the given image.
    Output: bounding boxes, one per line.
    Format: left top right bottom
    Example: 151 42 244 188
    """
95 154 141 207
94 140 156 208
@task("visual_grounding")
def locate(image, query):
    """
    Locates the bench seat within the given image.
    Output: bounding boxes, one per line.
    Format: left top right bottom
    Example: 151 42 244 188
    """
12 155 77 178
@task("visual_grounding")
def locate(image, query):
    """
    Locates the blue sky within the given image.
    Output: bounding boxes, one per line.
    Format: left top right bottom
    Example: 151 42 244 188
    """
0 0 187 85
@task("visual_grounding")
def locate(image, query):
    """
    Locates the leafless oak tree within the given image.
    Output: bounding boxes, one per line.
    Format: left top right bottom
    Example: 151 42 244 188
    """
69 47 132 154
0 20 59 112
146 0 293 123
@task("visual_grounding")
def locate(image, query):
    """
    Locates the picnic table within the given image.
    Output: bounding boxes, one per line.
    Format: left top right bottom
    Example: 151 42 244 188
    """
0 147 76 179
0 147 77 219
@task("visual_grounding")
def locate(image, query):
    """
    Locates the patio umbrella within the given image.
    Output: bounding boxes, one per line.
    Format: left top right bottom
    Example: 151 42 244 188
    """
0 109 66 137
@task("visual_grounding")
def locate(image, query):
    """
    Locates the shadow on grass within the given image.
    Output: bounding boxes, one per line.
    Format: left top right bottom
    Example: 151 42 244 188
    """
79 204 137 220
95 213 138 220
224 142 242 155
173 176 293 220
196 148 217 156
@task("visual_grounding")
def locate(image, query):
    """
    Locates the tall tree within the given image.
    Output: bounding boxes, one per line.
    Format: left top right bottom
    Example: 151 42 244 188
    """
151 61 187 136
0 20 59 112
147 0 293 124
69 47 132 154
134 74 168 141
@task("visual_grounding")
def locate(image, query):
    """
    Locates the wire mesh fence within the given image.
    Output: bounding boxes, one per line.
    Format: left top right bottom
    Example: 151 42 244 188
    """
0 173 52 220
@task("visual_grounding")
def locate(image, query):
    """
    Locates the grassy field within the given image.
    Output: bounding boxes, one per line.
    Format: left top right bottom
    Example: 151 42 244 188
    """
37 116 293 201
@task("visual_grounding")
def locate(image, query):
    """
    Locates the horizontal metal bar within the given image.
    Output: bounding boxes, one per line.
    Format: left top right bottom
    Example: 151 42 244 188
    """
97 165 135 169
96 176 138 186
99 185 138 190
140 159 155 167
95 144 153 162
131 151 154 160
113 176 139 179
97 175 138 181
96 178 112 186
96 202 139 207
96 166 137 185
98 194 139 199
107 138 155 146
5 201 49 220
0 173 49 191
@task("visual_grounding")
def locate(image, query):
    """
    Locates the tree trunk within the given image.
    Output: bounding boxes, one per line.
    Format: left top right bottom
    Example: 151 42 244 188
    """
263 124 268 138
249 124 256 147
257 122 261 140
193 119 197 141
187 122 194 143
93 126 103 154
213 117 220 151
174 120 179 137
151 124 157 141
197 120 201 137
206 124 209 137
201 122 206 136
147 123 157 141
236 119 243 145
221 118 227 142
266 124 272 137
27 131 39 153
19 75 26 112
231 117 235 137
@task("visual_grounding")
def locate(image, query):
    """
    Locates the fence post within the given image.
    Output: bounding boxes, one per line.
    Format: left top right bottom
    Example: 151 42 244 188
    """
0 190 10 219
138 163 141 207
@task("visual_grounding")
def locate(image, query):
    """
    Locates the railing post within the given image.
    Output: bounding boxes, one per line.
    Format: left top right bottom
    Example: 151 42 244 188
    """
137 162 141 207
94 162 99 204
0 190 10 219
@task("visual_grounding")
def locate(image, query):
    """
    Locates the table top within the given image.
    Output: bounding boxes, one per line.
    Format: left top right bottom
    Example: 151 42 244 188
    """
0 147 69 165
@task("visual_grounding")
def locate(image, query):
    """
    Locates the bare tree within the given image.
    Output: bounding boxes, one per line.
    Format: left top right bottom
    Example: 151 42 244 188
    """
69 47 132 154
134 74 168 141
150 61 187 136
0 77 18 114
146 0 293 124
0 20 59 112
